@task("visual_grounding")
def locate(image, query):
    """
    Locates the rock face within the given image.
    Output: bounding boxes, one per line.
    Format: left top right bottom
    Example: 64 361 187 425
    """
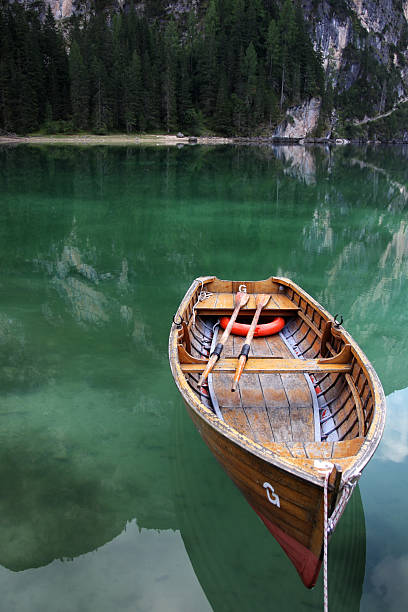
47 0 73 19
274 98 321 139
302 0 408 99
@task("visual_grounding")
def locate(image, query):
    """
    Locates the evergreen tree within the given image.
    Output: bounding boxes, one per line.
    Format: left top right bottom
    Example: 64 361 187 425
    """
69 40 89 130
266 19 280 86
90 55 111 133
124 50 144 133
213 72 231 134
142 49 161 130
163 19 179 132
42 6 70 121
242 42 258 131
0 0 325 136
197 0 219 116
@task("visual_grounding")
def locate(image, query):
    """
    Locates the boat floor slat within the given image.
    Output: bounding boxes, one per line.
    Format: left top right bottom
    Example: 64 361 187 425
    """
243 405 275 445
266 405 293 441
213 371 242 408
209 333 316 445
222 406 253 438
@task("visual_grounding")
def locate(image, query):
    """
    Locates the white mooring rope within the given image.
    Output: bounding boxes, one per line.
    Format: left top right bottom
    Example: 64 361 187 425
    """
192 279 213 326
323 470 330 612
314 460 333 612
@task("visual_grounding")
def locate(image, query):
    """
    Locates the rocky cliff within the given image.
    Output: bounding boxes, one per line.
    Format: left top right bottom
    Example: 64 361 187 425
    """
275 1 408 137
304 1 408 105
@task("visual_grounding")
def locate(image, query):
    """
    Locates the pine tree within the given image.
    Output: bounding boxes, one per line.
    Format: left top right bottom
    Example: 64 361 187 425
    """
163 19 179 132
197 0 220 117
111 12 126 130
90 55 111 133
213 71 231 134
142 48 161 131
0 0 325 136
124 50 144 133
242 42 258 132
177 51 194 132
266 19 280 86
69 40 89 130
42 6 70 121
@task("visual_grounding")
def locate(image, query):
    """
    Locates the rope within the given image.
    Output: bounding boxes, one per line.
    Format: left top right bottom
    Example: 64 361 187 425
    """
191 279 213 326
313 460 333 612
323 470 330 612
315 464 360 612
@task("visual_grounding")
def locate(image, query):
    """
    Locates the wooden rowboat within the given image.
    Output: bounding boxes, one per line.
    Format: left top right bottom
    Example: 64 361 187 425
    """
168 276 385 588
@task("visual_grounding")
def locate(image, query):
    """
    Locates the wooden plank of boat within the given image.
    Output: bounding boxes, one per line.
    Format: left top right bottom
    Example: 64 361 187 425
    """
194 291 300 316
180 356 353 374
169 276 386 589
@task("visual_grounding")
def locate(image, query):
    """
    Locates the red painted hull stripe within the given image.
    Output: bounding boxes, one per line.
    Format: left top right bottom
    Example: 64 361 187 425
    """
250 504 322 589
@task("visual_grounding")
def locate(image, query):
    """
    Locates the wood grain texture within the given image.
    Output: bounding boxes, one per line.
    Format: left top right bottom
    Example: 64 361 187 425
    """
181 358 352 374
195 291 299 316
169 275 386 583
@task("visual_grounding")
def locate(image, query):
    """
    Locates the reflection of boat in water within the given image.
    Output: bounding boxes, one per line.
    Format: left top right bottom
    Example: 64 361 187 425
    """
169 276 385 588
174 403 367 611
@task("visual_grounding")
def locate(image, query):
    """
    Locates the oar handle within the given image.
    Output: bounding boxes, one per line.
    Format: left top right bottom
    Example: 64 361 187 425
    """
198 353 219 387
231 347 250 392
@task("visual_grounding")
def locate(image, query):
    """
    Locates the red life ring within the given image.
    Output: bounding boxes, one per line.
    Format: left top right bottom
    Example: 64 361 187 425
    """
219 316 285 337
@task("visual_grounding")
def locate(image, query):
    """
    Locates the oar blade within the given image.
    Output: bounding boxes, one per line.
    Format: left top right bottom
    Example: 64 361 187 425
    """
256 293 271 309
235 291 250 308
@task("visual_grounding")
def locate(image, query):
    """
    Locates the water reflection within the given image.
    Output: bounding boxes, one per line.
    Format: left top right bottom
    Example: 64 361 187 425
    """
0 144 407 609
0 382 178 572
377 387 408 463
0 523 210 612
272 145 317 184
360 387 408 611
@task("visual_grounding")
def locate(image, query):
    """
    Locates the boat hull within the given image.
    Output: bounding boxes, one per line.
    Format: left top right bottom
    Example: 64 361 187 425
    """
252 506 321 588
183 398 327 587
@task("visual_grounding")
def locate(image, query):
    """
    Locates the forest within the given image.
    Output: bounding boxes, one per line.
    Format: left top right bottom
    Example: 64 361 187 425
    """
0 0 326 136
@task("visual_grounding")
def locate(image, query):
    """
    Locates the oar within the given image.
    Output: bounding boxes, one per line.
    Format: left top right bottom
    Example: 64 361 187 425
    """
198 291 250 387
231 294 271 392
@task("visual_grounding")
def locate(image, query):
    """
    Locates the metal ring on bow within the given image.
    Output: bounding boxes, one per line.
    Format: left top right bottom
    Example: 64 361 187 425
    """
172 313 184 327
333 314 343 328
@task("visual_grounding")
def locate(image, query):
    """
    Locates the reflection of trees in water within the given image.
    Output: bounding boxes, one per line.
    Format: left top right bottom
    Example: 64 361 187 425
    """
1 143 407 387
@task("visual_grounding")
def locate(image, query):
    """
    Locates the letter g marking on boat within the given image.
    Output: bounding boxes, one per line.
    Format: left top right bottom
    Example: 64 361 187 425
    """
263 482 280 507
238 284 247 293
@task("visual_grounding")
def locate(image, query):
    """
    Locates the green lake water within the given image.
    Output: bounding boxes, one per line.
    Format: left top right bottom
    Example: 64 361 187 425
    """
0 143 407 612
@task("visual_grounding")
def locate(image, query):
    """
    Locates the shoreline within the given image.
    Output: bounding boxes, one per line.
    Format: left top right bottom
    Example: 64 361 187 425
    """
0 134 407 146
0 134 233 146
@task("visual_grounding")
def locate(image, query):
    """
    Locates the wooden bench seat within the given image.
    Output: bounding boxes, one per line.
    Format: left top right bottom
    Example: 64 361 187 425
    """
180 357 352 375
194 292 300 316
